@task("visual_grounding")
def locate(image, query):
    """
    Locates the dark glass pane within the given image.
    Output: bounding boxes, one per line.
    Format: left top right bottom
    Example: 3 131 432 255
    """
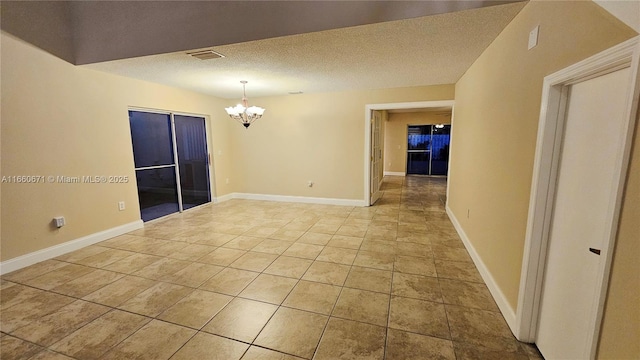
174 115 211 209
407 152 431 175
129 111 174 168
431 125 451 175
408 125 431 150
136 167 179 221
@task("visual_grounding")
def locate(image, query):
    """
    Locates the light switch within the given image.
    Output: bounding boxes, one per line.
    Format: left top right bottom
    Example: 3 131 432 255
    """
528 25 539 50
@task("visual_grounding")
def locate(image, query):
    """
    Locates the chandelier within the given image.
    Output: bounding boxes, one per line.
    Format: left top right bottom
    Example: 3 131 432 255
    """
225 81 265 128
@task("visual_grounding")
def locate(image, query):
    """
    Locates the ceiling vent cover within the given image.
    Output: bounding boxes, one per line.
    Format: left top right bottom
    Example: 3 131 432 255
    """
187 49 225 60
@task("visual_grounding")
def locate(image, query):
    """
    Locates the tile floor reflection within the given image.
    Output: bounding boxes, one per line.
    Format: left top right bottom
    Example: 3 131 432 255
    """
1 176 544 359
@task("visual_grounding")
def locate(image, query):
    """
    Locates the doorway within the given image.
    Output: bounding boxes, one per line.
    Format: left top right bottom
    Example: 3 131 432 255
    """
535 67 630 360
516 38 640 359
129 110 212 221
407 124 451 175
364 100 455 206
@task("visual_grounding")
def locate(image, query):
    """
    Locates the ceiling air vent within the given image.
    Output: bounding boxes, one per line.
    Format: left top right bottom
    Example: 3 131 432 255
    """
187 49 225 60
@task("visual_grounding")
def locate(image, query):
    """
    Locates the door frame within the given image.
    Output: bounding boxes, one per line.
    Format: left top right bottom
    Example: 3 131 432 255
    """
364 100 455 205
370 110 384 205
516 36 640 357
128 106 216 218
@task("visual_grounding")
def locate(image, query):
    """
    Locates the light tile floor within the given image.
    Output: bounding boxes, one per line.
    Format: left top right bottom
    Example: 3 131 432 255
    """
1 176 544 360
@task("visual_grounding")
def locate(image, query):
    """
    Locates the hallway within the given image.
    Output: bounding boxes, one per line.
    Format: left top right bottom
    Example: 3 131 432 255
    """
1 176 543 359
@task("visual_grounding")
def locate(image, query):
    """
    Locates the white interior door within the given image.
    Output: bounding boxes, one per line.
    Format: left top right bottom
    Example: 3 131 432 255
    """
536 67 631 359
370 110 383 205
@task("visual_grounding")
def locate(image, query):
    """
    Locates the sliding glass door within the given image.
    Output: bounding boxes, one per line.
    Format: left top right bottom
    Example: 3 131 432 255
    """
430 125 451 175
174 115 210 210
129 111 179 221
407 125 431 175
406 124 451 176
129 110 211 221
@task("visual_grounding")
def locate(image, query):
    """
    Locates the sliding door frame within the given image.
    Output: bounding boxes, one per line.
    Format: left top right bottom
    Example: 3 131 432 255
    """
406 124 433 176
128 106 215 218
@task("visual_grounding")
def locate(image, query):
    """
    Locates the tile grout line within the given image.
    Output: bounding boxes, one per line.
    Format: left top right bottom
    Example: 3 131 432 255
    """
306 207 358 359
3 177 525 360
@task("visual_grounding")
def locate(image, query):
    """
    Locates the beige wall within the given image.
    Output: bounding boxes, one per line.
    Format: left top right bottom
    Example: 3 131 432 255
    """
447 0 637 357
384 112 452 174
0 33 235 261
594 0 640 33
597 111 640 359
229 86 454 200
0 31 454 262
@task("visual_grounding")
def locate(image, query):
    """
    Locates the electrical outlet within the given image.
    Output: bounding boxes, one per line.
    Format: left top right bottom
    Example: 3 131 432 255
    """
53 216 65 228
118 201 125 211
226 178 230 184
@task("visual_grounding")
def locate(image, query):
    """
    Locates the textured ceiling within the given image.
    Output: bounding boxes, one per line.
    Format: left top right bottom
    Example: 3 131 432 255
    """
85 2 526 99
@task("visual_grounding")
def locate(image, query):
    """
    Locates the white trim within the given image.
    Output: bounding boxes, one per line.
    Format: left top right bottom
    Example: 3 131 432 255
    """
233 193 366 207
364 108 372 205
364 100 455 205
213 193 235 203
383 171 406 176
213 192 366 207
517 36 640 354
0 220 143 275
370 110 384 205
128 106 211 119
446 106 456 202
446 205 517 332
367 100 455 111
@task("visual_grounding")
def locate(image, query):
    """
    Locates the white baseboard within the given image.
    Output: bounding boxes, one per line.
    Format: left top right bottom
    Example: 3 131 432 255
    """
446 205 518 334
1 191 363 274
213 193 235 203
233 193 367 207
384 171 406 176
0 220 143 275
216 192 366 207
